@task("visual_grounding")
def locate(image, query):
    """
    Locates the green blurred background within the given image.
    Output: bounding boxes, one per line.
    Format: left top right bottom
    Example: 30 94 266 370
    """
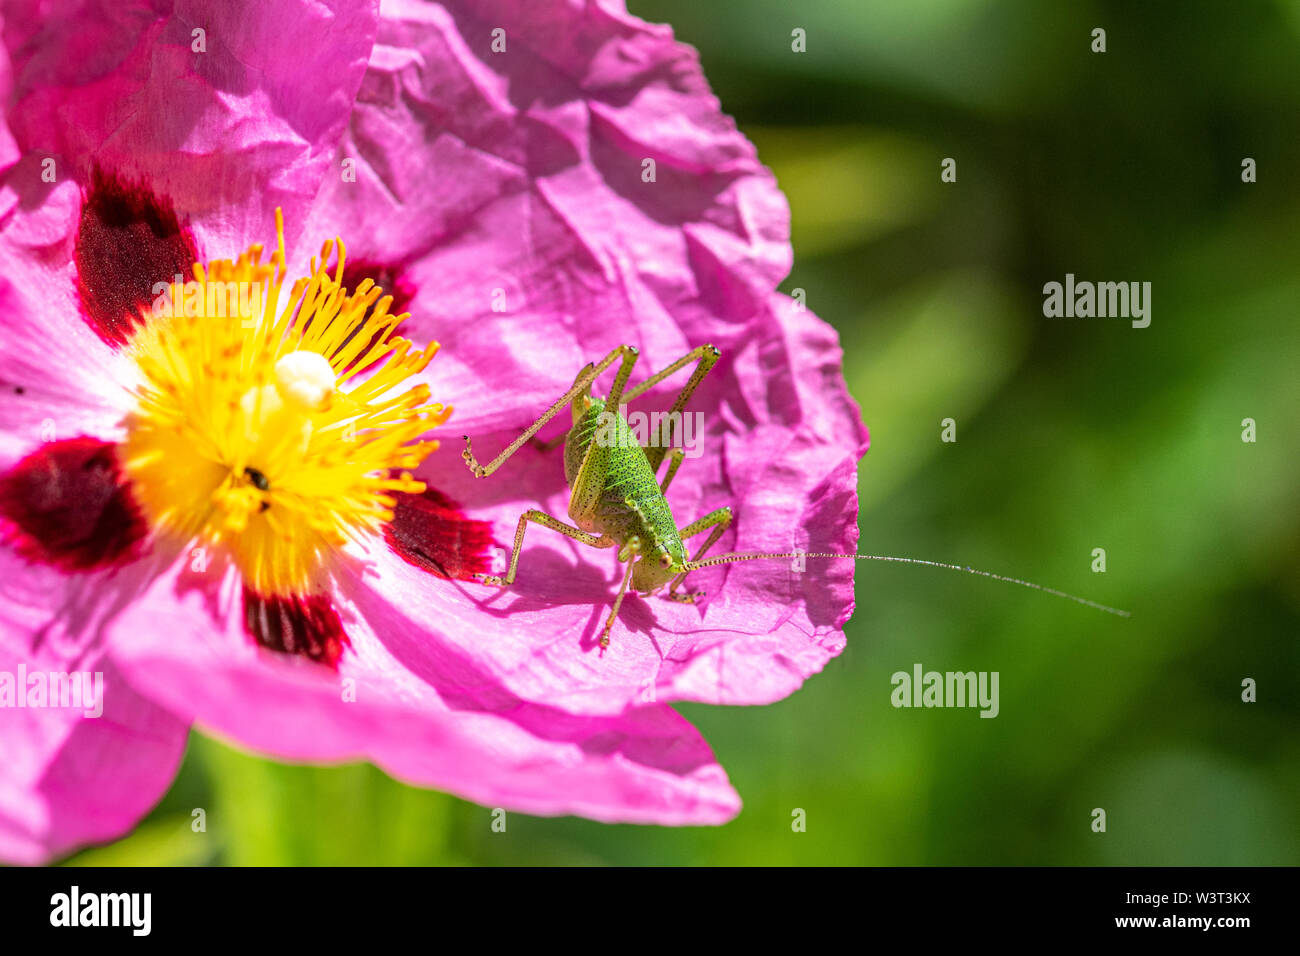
67 0 1300 866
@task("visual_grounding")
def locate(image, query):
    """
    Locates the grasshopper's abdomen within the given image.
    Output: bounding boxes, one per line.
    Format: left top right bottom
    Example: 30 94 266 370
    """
565 399 684 572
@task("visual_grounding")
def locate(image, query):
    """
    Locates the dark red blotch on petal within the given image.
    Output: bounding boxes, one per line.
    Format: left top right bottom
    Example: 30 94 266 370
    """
335 259 417 368
75 166 199 347
340 259 416 319
0 437 148 571
385 486 496 580
242 588 350 669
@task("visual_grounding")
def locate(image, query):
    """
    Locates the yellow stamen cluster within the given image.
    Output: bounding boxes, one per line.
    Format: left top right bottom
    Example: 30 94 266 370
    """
121 210 449 594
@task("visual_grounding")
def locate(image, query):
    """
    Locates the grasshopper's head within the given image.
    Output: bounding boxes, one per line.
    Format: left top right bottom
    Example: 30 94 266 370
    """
631 539 688 592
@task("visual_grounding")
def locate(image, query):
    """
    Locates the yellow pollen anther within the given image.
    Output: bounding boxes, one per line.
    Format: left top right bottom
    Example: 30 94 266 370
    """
120 210 447 595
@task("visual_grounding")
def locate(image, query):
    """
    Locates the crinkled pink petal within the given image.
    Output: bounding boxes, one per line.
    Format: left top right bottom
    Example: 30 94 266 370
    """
0 551 188 865
303 0 791 431
0 24 19 182
105 556 740 824
0 277 140 470
1 0 380 254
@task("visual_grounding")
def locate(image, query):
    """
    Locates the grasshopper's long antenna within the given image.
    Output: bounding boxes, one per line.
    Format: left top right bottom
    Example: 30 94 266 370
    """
683 551 1131 617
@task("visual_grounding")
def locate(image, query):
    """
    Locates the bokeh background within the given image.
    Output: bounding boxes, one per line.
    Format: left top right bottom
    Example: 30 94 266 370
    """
64 0 1300 866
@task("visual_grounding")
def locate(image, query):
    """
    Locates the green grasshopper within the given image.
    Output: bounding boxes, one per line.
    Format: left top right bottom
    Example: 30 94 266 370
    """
462 344 1129 651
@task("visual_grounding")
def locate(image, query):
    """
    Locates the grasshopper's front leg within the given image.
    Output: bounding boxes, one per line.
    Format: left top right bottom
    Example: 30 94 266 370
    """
667 506 734 602
463 344 640 477
481 509 613 586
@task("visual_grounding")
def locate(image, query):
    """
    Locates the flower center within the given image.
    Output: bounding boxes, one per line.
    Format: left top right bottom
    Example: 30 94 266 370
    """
120 210 449 595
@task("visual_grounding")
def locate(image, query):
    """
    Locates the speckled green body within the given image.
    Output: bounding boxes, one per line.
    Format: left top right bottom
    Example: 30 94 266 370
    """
564 397 686 591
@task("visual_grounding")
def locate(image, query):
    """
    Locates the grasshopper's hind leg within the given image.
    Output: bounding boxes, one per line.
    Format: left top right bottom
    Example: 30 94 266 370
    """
481 509 613 586
667 506 733 603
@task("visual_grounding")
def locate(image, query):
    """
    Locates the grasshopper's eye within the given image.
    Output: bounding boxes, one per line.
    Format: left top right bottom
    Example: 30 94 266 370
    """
659 552 673 569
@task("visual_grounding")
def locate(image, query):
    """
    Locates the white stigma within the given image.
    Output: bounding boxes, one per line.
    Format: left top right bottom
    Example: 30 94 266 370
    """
274 350 336 413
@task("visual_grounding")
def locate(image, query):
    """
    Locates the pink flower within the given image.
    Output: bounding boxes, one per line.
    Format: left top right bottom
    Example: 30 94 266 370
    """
0 0 866 863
